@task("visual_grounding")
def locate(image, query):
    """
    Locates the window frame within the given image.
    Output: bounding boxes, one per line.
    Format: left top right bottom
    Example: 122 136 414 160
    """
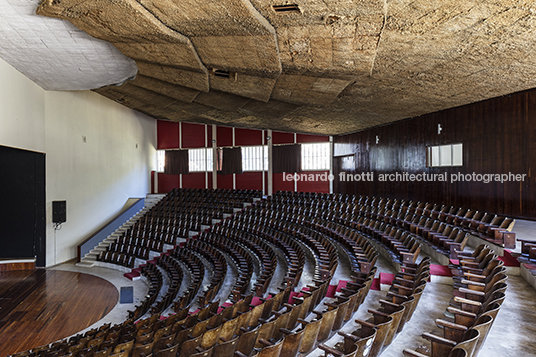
301 142 331 171
426 143 463 167
241 145 268 172
188 147 213 172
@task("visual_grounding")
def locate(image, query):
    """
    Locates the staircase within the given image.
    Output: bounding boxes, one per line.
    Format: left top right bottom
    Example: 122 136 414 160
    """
76 194 165 268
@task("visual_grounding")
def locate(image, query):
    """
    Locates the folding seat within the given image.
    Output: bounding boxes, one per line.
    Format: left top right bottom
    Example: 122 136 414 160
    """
235 325 261 357
133 340 154 357
355 314 393 357
429 224 453 246
468 213 495 233
461 211 483 230
318 339 358 357
154 343 179 357
213 335 239 357
376 300 406 346
440 231 469 258
112 340 134 356
278 322 307 357
398 241 422 264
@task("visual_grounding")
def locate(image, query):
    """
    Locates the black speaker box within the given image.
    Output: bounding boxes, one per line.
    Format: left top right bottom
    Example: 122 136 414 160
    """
52 201 66 223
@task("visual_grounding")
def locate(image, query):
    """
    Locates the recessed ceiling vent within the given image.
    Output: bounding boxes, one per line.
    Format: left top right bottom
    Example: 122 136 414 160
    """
211 69 237 82
272 4 301 13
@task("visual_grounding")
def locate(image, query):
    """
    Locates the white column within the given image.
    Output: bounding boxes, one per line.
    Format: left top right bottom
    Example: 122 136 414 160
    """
267 130 273 196
232 127 236 190
329 135 334 194
212 125 217 189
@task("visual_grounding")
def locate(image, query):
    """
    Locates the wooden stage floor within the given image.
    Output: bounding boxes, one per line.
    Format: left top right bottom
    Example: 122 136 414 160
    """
0 269 118 357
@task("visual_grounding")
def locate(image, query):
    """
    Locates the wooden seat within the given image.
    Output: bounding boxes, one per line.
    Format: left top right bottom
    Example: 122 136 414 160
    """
298 315 322 353
255 338 284 357
213 335 239 357
278 324 306 357
357 312 393 357
317 304 338 342
406 328 479 357
154 343 180 357
131 342 154 357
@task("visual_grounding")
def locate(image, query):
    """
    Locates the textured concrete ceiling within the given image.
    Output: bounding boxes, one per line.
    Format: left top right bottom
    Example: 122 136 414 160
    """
0 0 137 90
12 1 536 134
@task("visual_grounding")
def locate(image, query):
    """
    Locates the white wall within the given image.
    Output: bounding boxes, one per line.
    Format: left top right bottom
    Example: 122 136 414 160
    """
0 58 157 267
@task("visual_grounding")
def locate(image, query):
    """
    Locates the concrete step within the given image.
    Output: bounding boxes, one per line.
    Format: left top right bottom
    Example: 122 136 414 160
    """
83 253 98 261
76 261 95 268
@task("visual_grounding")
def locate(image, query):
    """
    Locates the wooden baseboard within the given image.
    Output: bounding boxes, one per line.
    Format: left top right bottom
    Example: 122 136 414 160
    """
0 261 36 271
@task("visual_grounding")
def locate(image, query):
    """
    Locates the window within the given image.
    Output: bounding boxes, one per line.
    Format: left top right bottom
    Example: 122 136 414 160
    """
156 150 165 172
301 142 330 170
189 148 213 172
242 146 268 171
427 143 463 167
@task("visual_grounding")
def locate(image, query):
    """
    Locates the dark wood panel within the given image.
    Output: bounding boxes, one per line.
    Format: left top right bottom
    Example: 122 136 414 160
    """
0 269 118 356
0 262 35 271
334 87 536 219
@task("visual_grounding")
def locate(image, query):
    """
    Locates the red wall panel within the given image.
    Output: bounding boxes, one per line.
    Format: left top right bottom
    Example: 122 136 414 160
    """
271 131 295 145
158 173 180 193
217 126 233 147
182 172 207 189
273 173 295 192
296 170 330 193
207 125 213 146
217 174 234 189
297 133 329 143
157 121 180 149
207 173 213 189
236 172 263 191
182 123 206 148
235 128 263 146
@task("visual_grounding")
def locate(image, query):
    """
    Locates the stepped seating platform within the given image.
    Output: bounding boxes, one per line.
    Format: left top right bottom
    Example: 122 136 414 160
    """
15 189 524 357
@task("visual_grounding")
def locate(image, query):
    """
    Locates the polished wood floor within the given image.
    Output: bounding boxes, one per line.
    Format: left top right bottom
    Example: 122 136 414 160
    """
0 269 118 357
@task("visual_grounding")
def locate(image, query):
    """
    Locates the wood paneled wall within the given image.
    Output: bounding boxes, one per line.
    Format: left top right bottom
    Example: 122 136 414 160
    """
334 89 536 219
0 262 35 271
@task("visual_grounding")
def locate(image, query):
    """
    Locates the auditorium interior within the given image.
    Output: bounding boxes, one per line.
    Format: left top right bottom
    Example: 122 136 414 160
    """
1 1 536 357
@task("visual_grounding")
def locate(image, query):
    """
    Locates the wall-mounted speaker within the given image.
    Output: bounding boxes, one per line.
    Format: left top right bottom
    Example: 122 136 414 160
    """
52 200 66 223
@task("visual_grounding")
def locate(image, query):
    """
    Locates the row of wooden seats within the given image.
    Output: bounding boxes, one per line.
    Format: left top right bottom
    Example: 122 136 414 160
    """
134 212 212 232
104 243 151 261
182 239 228 307
196 230 255 302
110 239 164 256
128 263 164 320
127 218 201 242
376 201 515 249
152 254 185 315
339 204 460 259
236 215 307 287
318 201 465 260
214 222 278 297
171 248 206 311
517 238 536 263
97 251 136 268
17 189 387 357
403 245 507 357
255 203 339 280
165 187 261 201
284 192 516 249
353 218 422 265
319 258 431 357
310 218 378 275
